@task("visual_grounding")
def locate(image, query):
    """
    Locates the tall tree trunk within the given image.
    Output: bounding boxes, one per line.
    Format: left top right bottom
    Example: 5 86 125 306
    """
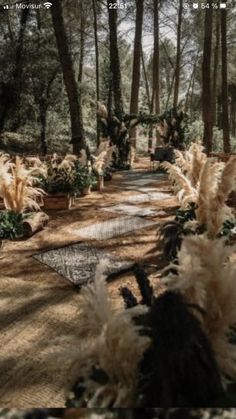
173 0 183 108
202 2 213 155
129 0 144 149
39 103 47 156
149 0 160 150
51 0 85 153
0 6 30 132
221 7 230 153
141 47 151 112
92 0 100 147
153 0 160 115
212 10 220 126
107 0 123 118
78 5 85 85
185 53 198 113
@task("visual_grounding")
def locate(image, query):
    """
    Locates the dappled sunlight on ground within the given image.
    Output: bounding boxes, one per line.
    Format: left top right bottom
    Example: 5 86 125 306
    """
0 158 178 407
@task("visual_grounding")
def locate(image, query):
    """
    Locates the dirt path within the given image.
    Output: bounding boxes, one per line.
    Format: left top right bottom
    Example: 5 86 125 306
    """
0 158 178 407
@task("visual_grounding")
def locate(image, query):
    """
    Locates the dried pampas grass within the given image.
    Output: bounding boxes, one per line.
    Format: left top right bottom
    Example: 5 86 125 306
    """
92 145 116 175
0 156 44 213
174 142 207 188
161 161 197 207
63 260 150 407
206 156 236 238
78 149 87 167
163 234 236 382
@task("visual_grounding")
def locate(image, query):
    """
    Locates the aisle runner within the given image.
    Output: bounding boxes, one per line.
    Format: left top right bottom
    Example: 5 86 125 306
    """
34 242 132 288
124 192 172 203
102 204 158 217
68 216 156 240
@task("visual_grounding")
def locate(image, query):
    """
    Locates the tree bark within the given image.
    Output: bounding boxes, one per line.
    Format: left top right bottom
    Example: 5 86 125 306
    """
173 0 183 108
107 0 124 118
202 2 213 155
148 0 160 150
51 0 85 154
0 6 30 132
92 0 100 147
78 5 85 85
153 0 160 115
129 0 144 148
221 7 230 153
212 10 220 126
39 104 47 155
141 47 151 112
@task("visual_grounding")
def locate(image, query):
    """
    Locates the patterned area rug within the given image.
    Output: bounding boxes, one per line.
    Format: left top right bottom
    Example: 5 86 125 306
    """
102 204 158 217
124 192 172 203
124 186 158 192
68 216 156 240
123 178 159 186
34 242 132 288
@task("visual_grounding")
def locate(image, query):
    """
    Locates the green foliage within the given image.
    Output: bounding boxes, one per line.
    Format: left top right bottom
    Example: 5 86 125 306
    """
175 203 197 224
0 211 24 239
73 162 97 192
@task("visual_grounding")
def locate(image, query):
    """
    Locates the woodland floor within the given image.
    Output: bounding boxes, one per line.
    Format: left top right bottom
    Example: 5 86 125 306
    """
0 157 178 407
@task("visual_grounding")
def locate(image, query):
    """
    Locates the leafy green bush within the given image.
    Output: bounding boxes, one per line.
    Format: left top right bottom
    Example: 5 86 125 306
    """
73 162 97 193
39 162 76 194
0 211 24 239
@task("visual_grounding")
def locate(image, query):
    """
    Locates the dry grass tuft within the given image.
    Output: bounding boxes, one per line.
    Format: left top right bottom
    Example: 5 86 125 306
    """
163 234 236 382
0 155 45 213
61 260 150 407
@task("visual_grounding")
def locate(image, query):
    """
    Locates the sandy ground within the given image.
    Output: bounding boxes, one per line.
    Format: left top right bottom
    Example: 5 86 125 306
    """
0 157 178 407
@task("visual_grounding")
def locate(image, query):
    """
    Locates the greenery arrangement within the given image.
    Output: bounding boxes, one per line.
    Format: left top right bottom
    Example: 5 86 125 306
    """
38 154 77 195
73 161 97 193
0 211 25 240
0 154 45 239
159 144 236 260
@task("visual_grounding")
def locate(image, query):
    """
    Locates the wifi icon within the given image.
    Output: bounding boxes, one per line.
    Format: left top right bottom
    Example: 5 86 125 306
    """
44 2 52 8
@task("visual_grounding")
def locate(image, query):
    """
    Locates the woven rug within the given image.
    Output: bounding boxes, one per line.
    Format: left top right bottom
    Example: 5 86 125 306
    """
124 192 172 203
102 204 158 217
34 242 132 288
68 216 156 240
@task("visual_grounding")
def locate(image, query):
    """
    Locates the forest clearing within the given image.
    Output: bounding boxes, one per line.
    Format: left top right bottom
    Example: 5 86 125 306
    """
1 0 236 412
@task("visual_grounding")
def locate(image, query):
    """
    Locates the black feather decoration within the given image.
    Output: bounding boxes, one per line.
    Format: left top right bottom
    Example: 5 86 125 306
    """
120 286 138 309
137 291 223 407
134 264 154 306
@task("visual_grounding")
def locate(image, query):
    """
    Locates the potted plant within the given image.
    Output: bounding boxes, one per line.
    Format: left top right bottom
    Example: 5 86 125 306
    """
92 142 116 190
73 161 97 196
0 154 47 239
39 154 77 209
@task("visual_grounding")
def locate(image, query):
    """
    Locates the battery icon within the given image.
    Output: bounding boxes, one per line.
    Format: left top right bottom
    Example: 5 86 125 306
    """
219 3 226 7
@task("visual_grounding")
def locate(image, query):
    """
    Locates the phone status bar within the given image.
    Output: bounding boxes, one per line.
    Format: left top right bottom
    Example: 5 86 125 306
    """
183 2 229 9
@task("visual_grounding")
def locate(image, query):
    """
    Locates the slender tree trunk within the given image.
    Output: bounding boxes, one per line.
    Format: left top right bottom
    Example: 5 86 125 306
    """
51 0 85 153
173 0 183 108
92 0 100 147
153 0 160 115
0 6 30 132
185 54 198 113
212 10 220 126
78 6 85 85
221 7 230 153
230 99 236 137
39 104 47 155
141 47 151 111
190 72 196 122
149 0 160 150
202 2 213 155
129 0 144 149
107 0 123 118
165 73 175 111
